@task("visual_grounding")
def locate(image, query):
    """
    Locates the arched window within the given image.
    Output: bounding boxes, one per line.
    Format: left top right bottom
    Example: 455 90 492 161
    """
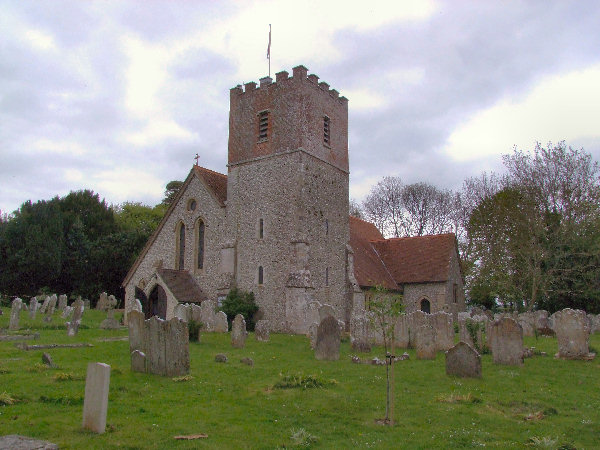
420 298 431 314
258 266 264 285
176 222 185 270
197 219 205 270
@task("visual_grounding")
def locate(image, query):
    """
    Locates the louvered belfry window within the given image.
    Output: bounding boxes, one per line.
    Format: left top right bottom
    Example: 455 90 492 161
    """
258 111 269 140
323 116 330 145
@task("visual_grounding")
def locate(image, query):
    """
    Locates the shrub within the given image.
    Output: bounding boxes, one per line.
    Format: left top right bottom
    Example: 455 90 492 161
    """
220 288 259 331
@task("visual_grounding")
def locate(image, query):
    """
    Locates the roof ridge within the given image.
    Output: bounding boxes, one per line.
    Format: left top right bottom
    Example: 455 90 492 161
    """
194 165 227 178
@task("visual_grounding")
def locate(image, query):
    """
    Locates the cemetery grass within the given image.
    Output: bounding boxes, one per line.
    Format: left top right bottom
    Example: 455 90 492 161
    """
1 309 599 449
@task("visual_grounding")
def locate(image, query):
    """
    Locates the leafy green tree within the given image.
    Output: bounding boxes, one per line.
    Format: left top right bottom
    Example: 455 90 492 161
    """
162 180 184 207
114 202 166 237
220 288 259 331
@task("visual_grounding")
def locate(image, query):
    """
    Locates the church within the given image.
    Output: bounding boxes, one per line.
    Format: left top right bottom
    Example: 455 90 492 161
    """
122 65 465 333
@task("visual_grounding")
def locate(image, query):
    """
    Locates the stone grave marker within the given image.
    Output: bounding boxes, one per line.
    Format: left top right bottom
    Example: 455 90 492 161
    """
29 296 39 319
9 298 22 331
489 317 523 365
308 322 318 349
415 323 436 359
131 349 146 373
58 294 68 311
433 311 454 351
551 308 594 359
96 292 109 310
254 319 270 342
174 303 190 322
445 342 481 378
62 306 74 319
100 307 120 329
131 298 143 314
318 304 335 321
350 315 371 352
39 295 50 314
67 299 85 337
231 314 248 348
82 362 111 433
213 311 228 333
314 315 341 361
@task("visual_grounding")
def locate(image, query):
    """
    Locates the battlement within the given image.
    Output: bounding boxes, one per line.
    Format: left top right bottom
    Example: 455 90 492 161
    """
230 65 348 106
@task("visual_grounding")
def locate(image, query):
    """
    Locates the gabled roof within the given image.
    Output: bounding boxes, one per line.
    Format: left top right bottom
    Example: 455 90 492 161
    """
122 165 227 288
349 216 457 288
193 166 227 207
157 269 207 303
349 216 397 290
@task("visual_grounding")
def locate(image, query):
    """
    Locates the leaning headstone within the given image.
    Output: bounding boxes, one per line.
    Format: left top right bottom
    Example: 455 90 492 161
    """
57 294 68 311
213 311 229 333
231 314 248 348
42 352 56 368
551 308 594 359
67 299 85 337
9 298 22 331
39 295 50 314
415 324 436 360
254 320 270 342
62 305 74 319
489 317 523 365
43 295 57 323
82 362 111 434
318 304 336 321
29 296 39 319
445 342 481 378
314 316 341 361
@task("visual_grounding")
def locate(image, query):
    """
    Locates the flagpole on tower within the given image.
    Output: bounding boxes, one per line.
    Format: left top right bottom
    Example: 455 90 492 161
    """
267 24 271 78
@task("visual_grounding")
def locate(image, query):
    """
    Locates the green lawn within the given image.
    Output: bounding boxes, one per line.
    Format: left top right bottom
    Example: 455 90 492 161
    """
1 307 599 449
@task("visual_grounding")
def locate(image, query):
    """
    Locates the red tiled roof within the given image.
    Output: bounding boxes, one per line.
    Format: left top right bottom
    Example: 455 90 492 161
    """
349 216 397 290
349 216 456 287
193 166 227 206
372 234 456 284
157 269 207 303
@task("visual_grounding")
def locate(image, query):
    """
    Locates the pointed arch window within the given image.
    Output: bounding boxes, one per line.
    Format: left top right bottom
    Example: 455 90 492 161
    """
258 266 264 285
176 222 185 270
197 219 205 270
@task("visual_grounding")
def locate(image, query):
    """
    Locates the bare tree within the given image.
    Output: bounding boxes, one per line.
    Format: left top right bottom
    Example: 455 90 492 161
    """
399 182 454 236
362 176 403 237
349 198 364 219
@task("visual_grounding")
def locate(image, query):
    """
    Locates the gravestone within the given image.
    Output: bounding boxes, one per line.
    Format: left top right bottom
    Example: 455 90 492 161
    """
131 298 143 314
215 353 228 363
43 295 57 323
308 322 319 349
96 292 109 310
445 342 481 378
29 296 39 319
200 300 216 331
489 317 523 365
39 295 51 314
100 308 120 329
255 320 270 342
433 312 454 351
82 362 111 433
231 314 248 348
517 312 535 337
350 315 371 352
42 352 56 368
190 304 202 323
314 315 341 361
415 324 436 359
9 298 22 331
58 294 68 311
459 318 484 351
62 306 74 319
166 318 190 375
67 299 85 337
590 314 600 334
318 304 335 321
0 435 58 449
394 313 410 348
551 308 594 359
128 310 146 354
131 350 146 373
213 311 228 333
174 303 190 322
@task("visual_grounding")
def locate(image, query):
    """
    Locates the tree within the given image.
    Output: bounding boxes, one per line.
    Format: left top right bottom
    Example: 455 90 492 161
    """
367 285 404 425
114 202 166 237
399 182 454 236
349 198 364 219
362 176 403 237
162 180 184 206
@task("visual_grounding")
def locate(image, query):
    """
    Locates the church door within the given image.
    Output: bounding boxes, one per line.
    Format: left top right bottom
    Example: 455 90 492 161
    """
420 299 431 314
148 285 167 320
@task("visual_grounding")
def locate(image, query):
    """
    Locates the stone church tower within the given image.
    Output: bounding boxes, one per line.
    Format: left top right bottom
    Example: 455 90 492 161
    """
222 65 351 333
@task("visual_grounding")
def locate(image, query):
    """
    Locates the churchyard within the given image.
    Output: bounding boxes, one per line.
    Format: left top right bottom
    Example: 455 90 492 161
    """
1 305 599 449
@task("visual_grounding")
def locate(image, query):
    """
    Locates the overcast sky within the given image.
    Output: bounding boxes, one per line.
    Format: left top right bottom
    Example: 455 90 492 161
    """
2 0 600 215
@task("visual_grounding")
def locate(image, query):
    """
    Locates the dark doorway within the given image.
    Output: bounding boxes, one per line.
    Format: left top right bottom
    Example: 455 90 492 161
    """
135 287 149 318
148 285 167 319
420 298 431 314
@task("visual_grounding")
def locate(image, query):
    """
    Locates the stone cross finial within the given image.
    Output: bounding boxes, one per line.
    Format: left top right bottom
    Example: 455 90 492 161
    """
194 153 199 166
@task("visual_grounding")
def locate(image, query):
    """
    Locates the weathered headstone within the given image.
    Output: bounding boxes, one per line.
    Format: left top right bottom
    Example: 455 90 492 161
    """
166 318 190 376
96 292 109 310
308 322 319 349
9 298 22 331
254 319 270 342
42 352 56 368
61 305 74 319
190 304 202 322
415 324 436 359
433 312 454 351
39 295 51 314
314 315 341 361
517 312 535 337
66 299 85 337
213 311 228 333
551 308 594 359
445 342 481 378
58 294 68 311
174 303 190 322
100 308 120 330
0 435 58 449
131 350 146 373
131 298 143 314
590 314 600 334
318 304 335 321
350 315 371 352
394 313 410 348
231 314 248 348
82 362 111 433
215 353 228 363
107 295 118 309
200 300 216 331
29 296 39 319
240 357 254 366
43 295 57 323
128 310 145 354
489 317 523 365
